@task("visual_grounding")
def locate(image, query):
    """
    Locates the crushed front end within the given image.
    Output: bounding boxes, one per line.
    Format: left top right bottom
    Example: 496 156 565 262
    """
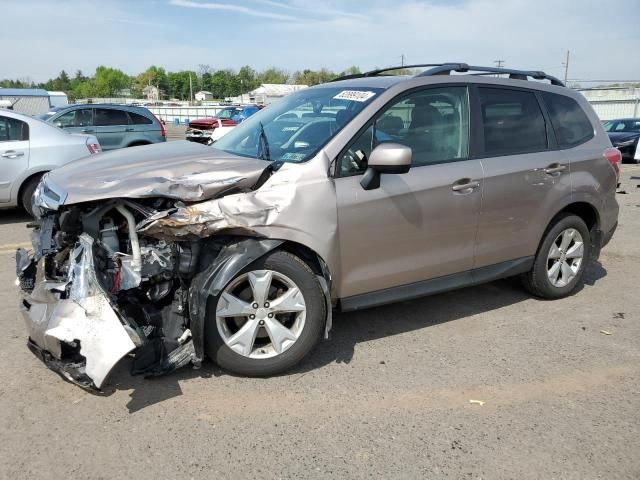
17 196 202 390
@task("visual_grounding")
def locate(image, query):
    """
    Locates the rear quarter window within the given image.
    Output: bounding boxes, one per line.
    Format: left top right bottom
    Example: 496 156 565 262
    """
542 92 594 148
0 116 29 142
128 112 153 125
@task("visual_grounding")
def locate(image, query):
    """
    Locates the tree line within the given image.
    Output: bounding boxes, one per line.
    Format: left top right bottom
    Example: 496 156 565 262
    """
0 65 362 101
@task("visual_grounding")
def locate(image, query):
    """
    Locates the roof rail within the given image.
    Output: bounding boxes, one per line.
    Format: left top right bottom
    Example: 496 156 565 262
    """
330 62 564 86
416 64 564 86
330 63 455 82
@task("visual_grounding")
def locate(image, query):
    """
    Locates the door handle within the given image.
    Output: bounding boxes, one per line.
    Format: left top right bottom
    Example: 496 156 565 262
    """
125 127 135 132
1 151 24 159
81 128 95 133
451 179 480 193
544 163 567 175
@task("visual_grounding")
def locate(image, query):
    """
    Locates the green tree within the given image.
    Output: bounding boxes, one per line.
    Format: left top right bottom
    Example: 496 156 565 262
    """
259 67 289 84
92 66 129 97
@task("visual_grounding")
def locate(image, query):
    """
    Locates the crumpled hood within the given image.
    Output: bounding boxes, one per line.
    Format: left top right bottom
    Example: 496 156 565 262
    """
46 140 271 205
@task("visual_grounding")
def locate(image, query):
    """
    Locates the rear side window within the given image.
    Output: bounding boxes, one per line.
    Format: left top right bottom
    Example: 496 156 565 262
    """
542 92 594 148
95 108 129 126
128 112 153 125
479 87 547 155
0 116 29 142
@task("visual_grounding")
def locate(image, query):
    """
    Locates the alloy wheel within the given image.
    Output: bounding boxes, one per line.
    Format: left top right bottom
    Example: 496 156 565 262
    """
546 227 584 288
216 270 307 359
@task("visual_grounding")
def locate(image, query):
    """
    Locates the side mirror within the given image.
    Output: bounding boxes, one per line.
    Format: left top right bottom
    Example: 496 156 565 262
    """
360 143 412 190
55 122 63 128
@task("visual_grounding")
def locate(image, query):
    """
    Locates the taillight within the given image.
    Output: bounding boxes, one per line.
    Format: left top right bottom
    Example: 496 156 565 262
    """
86 143 101 154
604 147 621 180
153 113 166 138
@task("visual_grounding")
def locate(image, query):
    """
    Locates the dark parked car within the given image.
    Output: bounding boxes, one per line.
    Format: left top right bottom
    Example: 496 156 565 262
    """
39 104 166 150
603 118 640 162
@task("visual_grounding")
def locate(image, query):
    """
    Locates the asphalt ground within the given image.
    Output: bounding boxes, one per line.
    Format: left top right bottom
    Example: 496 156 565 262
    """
0 164 638 479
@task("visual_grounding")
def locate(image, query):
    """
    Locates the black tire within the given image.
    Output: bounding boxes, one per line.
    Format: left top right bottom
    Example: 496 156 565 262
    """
20 175 43 217
522 213 591 299
205 250 325 377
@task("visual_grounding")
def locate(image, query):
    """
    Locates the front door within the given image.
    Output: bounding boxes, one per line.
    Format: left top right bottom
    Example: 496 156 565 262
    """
334 85 483 298
53 107 94 138
0 115 30 202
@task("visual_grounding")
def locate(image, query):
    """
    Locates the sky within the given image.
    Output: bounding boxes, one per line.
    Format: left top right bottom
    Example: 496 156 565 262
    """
1 0 639 84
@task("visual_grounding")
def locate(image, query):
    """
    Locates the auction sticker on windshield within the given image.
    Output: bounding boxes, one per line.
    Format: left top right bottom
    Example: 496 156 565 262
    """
333 90 377 102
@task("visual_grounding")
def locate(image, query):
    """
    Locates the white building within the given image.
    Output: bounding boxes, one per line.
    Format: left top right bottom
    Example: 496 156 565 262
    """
195 90 213 101
233 84 308 105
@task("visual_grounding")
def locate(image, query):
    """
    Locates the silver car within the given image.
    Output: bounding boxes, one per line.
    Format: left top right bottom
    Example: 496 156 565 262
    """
17 63 620 390
0 109 101 216
39 104 166 150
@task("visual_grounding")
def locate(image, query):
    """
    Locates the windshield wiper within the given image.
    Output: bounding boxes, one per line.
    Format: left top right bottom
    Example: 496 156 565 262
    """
257 121 271 162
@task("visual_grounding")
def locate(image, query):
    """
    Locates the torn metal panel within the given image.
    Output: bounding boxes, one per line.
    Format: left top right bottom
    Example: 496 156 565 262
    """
20 234 135 389
44 141 272 205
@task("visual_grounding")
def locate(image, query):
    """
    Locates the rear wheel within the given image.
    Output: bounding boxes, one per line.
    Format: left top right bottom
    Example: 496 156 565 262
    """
205 250 325 376
20 174 43 217
522 214 591 299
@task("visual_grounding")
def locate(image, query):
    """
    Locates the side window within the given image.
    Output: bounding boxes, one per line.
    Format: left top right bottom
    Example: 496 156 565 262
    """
479 87 547 155
338 86 470 175
0 116 29 142
55 109 92 127
95 108 129 126
542 92 594 148
128 112 153 125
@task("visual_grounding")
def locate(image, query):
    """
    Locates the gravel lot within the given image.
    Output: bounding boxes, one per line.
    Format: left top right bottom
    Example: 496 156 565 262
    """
0 165 638 480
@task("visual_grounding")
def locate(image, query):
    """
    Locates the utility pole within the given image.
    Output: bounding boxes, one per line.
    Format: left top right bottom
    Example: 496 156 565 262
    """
494 59 504 68
400 54 405 67
563 50 570 85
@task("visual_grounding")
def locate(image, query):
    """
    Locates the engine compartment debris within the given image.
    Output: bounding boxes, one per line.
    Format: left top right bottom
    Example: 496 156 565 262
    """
17 151 334 391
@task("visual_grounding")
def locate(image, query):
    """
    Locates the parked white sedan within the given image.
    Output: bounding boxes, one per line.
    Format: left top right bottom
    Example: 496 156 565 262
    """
0 109 101 215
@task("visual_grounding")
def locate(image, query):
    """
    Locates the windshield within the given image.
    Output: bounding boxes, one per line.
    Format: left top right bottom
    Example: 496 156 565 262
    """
216 108 241 120
603 120 640 133
214 86 383 163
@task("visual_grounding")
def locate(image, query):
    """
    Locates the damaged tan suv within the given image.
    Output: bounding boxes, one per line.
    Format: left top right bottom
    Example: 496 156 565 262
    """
17 63 620 390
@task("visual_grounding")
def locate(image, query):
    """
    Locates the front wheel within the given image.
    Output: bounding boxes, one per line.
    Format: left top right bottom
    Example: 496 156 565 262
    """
522 214 591 299
205 250 325 376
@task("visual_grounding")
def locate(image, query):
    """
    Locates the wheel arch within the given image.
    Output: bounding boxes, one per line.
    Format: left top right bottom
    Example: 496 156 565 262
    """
188 236 333 366
536 201 601 261
17 170 48 209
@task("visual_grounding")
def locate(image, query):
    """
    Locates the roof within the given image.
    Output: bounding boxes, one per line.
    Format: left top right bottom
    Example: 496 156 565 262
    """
47 91 68 96
0 88 50 97
196 90 212 95
249 84 309 96
316 76 409 89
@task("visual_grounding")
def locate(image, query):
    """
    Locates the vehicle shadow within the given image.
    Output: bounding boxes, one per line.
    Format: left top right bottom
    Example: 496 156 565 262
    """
0 209 30 225
106 263 607 413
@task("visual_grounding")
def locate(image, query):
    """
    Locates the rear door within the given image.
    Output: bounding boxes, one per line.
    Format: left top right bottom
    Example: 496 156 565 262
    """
94 108 129 150
335 85 483 298
473 86 571 270
127 110 158 144
0 115 30 202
